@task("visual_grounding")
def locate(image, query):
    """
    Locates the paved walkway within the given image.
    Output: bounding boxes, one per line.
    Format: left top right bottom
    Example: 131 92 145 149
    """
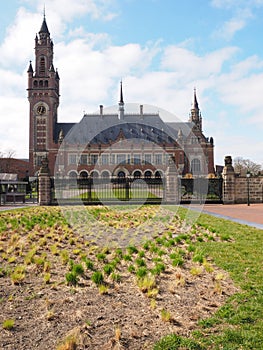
187 203 263 230
0 203 37 211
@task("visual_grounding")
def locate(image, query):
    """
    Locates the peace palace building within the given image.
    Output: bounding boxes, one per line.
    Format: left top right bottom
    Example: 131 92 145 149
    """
27 16 215 179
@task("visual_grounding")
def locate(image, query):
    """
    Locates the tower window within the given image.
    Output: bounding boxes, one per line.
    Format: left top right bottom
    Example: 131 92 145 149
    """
39 57 46 75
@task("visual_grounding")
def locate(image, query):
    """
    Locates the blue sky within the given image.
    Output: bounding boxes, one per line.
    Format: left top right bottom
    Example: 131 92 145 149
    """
0 0 263 166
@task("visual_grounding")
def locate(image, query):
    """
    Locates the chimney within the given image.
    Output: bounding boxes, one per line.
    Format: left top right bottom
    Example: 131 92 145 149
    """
99 105 103 115
140 105 143 116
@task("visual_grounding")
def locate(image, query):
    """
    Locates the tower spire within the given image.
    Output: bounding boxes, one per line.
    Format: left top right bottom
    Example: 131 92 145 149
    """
193 87 199 109
39 9 50 35
118 80 124 120
119 80 124 104
189 88 202 130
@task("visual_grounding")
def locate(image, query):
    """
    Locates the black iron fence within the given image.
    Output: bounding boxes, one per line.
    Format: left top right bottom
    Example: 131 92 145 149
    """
53 177 164 205
180 177 223 203
51 176 223 205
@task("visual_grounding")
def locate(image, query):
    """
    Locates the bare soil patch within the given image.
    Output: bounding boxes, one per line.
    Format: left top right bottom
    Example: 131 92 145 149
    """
0 206 238 349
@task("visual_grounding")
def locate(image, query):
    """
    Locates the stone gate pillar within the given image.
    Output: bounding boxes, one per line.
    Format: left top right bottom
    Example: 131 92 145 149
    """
38 156 52 205
222 155 236 204
165 157 179 204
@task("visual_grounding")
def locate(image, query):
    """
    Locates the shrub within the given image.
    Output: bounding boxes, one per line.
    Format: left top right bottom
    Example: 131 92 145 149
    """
127 245 138 255
127 264 135 273
135 258 146 267
96 252 106 261
160 309 172 322
98 284 109 294
103 263 114 275
110 272 121 282
65 272 78 286
123 254 132 261
85 259 94 270
136 267 148 278
60 250 69 265
43 273 51 284
172 256 184 267
72 263 84 276
188 244 195 252
10 265 25 285
193 250 205 264
151 262 165 275
137 274 156 293
91 271 104 285
2 319 15 330
115 248 123 257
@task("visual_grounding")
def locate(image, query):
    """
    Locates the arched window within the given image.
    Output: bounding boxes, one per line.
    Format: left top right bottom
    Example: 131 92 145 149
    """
155 171 162 178
90 171 99 178
144 170 152 178
191 158 201 174
45 80 48 87
133 170 142 178
79 171 88 179
117 171 125 178
33 80 38 87
68 171 77 178
101 171 110 178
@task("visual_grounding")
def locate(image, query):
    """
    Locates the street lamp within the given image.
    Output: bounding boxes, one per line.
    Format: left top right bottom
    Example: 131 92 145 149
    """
246 171 251 206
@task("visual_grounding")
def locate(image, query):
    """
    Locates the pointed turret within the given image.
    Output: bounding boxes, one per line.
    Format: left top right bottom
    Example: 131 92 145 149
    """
39 12 50 35
55 69 60 80
27 61 33 74
189 88 202 130
49 63 55 73
118 81 124 120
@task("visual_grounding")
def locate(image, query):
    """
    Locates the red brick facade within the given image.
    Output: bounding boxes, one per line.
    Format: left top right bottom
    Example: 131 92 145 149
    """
28 17 215 178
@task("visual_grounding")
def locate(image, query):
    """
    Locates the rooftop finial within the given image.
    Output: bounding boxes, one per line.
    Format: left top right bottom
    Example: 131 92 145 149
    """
118 80 124 120
193 87 199 109
43 4 46 18
119 80 124 104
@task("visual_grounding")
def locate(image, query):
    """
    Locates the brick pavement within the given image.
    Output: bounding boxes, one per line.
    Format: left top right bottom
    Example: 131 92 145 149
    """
189 203 263 229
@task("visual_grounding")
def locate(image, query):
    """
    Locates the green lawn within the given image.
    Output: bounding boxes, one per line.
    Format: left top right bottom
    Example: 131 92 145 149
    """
60 188 161 201
155 206 263 349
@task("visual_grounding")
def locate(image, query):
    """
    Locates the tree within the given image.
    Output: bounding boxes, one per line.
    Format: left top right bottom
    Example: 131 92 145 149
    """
234 157 262 175
0 150 16 173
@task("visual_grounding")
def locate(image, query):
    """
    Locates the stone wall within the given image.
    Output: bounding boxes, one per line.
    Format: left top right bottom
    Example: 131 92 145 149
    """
222 156 263 204
233 176 263 204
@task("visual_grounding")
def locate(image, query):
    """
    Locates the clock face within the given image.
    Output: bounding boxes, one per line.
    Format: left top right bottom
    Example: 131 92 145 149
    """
37 105 46 115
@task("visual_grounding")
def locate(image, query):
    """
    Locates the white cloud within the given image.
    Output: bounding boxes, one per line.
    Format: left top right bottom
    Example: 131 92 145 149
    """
32 0 118 22
0 8 40 68
0 96 28 158
213 8 253 40
161 46 238 81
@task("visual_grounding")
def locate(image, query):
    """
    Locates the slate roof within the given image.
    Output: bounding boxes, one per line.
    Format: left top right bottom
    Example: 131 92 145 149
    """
39 17 50 34
55 113 197 146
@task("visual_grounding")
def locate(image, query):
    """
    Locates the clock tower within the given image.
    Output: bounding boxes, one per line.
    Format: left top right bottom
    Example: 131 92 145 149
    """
27 14 60 175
